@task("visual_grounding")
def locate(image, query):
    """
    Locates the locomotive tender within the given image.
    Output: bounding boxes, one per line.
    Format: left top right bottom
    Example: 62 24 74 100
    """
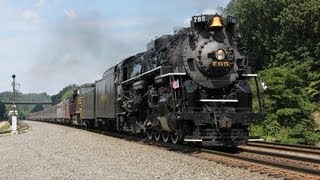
29 14 265 146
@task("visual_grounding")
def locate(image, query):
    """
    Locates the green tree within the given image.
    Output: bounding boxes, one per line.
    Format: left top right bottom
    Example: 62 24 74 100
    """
225 0 320 72
0 101 6 120
0 91 51 118
51 84 78 105
30 104 44 113
250 67 320 144
225 0 281 70
225 0 320 144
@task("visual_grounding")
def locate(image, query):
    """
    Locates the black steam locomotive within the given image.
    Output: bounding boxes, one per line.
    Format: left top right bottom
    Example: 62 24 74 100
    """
29 14 265 146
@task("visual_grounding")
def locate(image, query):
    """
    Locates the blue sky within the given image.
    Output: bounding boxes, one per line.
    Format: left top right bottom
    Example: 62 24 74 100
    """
0 0 230 95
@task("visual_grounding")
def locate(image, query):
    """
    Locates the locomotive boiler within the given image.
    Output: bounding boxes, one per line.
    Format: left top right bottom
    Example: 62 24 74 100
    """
29 14 265 146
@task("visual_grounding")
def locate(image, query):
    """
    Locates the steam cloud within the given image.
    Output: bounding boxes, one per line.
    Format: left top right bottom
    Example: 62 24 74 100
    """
27 10 131 95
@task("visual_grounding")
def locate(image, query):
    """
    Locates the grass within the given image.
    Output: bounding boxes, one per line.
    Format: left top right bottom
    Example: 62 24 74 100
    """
0 122 10 132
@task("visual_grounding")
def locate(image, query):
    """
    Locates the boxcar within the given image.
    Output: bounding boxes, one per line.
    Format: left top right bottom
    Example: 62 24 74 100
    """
56 99 71 123
42 105 57 122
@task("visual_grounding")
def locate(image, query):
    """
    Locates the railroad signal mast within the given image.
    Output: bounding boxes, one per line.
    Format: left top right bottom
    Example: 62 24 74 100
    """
11 74 19 134
12 74 16 115
11 74 20 114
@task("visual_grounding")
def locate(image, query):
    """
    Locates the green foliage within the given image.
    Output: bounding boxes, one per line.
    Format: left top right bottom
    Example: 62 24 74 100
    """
0 101 6 120
0 92 51 119
225 0 281 70
225 0 320 70
273 1 320 68
226 0 320 145
225 0 320 100
51 84 77 105
0 92 51 103
249 68 320 144
30 104 44 113
0 85 78 118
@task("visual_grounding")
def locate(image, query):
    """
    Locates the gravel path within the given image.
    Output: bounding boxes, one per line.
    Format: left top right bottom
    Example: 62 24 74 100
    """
0 121 278 180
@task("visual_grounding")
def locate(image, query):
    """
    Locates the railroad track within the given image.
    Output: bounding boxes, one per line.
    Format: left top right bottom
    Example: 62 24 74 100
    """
246 141 320 155
29 121 320 179
231 141 320 179
195 146 320 179
196 141 320 179
78 125 320 179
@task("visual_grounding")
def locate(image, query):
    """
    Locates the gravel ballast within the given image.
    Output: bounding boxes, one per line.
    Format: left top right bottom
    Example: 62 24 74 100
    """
0 121 277 179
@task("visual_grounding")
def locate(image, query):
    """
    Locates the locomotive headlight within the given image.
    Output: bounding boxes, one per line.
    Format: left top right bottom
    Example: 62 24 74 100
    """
215 49 226 60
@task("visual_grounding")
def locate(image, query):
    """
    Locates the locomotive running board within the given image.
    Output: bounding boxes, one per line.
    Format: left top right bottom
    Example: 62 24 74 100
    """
198 99 238 102
160 72 186 77
242 74 257 77
184 139 203 142
121 66 161 84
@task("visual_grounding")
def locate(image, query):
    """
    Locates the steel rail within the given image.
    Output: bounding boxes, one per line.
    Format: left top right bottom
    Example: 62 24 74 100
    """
200 148 320 178
247 141 320 155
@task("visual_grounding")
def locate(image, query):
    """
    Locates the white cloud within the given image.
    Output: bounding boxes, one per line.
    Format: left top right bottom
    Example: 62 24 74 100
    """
52 0 62 5
64 9 78 21
35 0 45 8
22 10 38 19
18 0 47 25
21 9 41 24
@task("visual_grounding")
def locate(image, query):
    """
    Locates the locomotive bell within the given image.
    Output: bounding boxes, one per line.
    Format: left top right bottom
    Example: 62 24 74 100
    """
210 15 223 28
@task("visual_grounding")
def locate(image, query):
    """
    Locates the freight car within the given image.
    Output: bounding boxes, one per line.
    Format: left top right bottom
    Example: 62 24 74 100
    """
56 99 72 124
29 14 265 146
72 83 96 126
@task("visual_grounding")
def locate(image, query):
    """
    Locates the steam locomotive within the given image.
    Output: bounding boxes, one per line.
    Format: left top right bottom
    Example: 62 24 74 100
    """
29 14 265 146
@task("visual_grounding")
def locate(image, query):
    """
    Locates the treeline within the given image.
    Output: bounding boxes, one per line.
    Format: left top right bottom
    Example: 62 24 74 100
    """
51 84 78 105
0 92 51 120
0 84 77 119
225 0 320 144
29 85 78 113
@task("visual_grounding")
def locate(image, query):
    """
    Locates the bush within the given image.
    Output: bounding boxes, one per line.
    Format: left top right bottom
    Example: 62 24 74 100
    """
249 67 320 145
